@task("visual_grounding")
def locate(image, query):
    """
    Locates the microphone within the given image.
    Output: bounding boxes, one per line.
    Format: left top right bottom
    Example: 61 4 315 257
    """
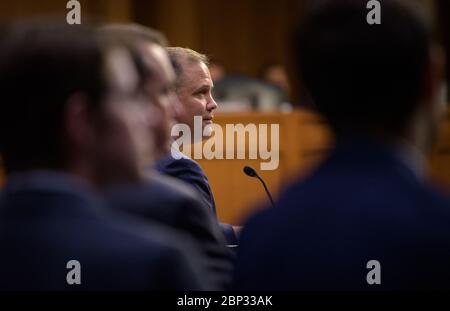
243 166 275 208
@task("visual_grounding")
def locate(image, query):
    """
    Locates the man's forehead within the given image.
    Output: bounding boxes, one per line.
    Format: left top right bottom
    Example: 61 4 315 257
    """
180 61 212 87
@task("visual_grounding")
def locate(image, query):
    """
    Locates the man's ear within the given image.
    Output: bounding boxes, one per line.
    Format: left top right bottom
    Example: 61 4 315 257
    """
64 92 97 152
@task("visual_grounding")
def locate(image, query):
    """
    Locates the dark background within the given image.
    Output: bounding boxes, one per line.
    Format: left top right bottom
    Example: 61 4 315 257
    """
0 0 448 104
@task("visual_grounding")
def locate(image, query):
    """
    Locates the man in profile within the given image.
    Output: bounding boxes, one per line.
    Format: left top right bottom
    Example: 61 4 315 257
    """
233 0 450 290
0 21 207 290
156 47 240 245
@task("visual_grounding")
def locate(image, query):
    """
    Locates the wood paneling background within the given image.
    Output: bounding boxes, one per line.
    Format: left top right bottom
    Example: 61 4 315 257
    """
133 0 304 101
0 0 448 102
133 0 448 102
0 0 132 23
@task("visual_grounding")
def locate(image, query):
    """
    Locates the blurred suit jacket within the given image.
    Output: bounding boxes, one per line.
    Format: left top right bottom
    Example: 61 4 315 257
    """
233 139 450 290
156 150 238 245
0 171 208 290
105 172 234 289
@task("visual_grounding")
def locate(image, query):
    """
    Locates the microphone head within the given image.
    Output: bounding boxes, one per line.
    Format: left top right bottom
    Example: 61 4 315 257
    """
243 165 257 177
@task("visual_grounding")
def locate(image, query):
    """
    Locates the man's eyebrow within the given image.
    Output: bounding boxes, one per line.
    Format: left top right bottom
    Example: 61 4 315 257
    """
193 84 212 92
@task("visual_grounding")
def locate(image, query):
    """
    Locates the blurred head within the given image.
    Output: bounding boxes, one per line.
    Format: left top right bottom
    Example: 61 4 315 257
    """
98 24 180 159
0 21 154 188
296 0 446 150
208 59 226 82
260 63 291 97
167 47 218 140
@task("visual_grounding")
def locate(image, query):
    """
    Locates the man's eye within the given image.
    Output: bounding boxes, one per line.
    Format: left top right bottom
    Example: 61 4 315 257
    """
195 90 208 96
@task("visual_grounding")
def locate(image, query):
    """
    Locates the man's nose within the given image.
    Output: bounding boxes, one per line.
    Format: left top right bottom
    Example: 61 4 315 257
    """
207 95 218 112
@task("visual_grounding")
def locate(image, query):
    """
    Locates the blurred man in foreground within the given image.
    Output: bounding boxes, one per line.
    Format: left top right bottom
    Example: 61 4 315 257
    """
233 0 450 290
0 21 207 290
98 24 233 289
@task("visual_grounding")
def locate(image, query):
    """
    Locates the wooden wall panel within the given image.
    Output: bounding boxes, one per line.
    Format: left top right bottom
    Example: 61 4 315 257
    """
195 110 333 225
0 1 446 102
133 0 304 102
133 0 203 50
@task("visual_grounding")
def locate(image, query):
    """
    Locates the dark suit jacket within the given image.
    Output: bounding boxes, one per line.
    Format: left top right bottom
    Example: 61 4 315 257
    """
0 171 208 290
105 172 234 289
233 139 450 290
156 154 238 245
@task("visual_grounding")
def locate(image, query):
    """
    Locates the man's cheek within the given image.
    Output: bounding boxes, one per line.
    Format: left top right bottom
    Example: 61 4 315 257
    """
193 98 207 114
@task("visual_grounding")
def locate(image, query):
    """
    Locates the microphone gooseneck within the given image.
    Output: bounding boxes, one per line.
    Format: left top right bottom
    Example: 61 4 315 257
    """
243 166 275 208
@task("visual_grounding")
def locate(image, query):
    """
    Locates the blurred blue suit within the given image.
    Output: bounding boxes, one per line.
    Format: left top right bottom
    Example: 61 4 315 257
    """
0 171 208 290
105 172 234 289
233 139 450 290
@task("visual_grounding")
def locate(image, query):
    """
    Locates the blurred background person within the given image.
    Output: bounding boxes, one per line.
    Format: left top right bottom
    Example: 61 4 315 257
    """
210 59 287 112
0 21 208 290
259 62 292 104
209 59 227 83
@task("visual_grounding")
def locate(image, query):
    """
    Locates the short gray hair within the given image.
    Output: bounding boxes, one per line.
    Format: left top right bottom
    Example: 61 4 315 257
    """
97 23 169 84
166 47 209 79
